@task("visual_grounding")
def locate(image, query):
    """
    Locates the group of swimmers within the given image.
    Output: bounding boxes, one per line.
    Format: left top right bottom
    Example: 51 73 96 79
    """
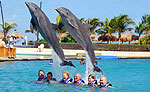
37 70 112 88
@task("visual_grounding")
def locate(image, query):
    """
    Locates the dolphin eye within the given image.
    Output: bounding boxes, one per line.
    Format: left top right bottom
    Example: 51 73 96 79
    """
35 7 37 9
66 13 69 15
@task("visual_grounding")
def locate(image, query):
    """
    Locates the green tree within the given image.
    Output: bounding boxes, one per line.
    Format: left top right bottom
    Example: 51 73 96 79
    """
25 26 39 41
113 14 135 44
61 35 77 43
0 22 17 39
141 14 150 35
80 17 100 35
99 18 116 44
134 21 144 45
56 15 67 40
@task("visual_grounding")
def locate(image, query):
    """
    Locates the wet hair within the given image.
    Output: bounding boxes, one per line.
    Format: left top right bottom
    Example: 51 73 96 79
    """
88 74 96 79
38 70 45 75
81 59 84 61
63 71 70 77
47 72 53 77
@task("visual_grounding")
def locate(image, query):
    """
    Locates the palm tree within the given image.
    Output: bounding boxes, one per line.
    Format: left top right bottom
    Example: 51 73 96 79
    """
134 21 144 45
0 22 17 40
80 17 100 35
141 14 150 35
99 18 116 44
113 14 135 44
25 27 39 41
56 15 67 39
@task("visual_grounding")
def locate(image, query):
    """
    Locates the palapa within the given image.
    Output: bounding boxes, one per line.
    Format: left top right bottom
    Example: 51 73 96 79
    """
7 30 24 39
120 31 139 43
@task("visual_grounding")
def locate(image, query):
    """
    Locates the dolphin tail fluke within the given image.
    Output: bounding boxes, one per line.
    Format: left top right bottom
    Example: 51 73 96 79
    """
94 65 104 75
60 60 76 68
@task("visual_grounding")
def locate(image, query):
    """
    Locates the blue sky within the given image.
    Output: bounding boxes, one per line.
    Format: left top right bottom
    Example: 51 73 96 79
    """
1 0 150 42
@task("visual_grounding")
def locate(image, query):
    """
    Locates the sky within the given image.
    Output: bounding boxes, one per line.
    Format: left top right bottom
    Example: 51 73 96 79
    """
1 0 150 43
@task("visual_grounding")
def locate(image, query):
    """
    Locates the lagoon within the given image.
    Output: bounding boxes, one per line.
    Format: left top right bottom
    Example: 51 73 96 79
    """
0 59 150 92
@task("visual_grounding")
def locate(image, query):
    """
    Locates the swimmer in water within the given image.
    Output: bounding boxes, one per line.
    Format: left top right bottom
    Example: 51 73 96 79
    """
98 76 112 88
60 71 73 84
88 74 98 87
47 72 57 83
72 73 85 85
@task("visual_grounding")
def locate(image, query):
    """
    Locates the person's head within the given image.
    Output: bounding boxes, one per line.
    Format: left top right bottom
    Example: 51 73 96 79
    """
80 59 84 64
100 76 107 87
88 74 96 84
63 71 69 80
38 70 45 79
47 72 53 80
74 73 81 82
80 59 84 61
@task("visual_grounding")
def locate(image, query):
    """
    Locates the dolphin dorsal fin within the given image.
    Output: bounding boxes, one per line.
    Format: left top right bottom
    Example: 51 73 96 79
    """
82 24 92 33
51 23 59 31
84 24 92 30
30 18 36 33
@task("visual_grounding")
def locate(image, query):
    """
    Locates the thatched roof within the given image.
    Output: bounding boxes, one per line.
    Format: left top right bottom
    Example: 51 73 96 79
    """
90 34 95 39
57 32 69 39
120 31 139 42
7 30 24 39
93 33 118 42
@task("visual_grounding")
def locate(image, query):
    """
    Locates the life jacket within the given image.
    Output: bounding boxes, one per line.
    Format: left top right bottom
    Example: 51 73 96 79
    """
73 79 84 85
99 82 111 88
52 78 56 81
89 80 97 86
47 78 57 83
37 76 47 81
61 77 73 84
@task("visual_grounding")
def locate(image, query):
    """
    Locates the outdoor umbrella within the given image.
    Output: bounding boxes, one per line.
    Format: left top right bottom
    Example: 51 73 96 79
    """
7 30 24 39
92 34 102 41
109 34 118 42
121 31 139 43
90 34 95 39
120 33 127 43
57 32 69 40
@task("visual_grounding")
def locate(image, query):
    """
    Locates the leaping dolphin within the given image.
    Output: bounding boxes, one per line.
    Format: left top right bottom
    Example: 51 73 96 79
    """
25 2 75 68
55 7 104 75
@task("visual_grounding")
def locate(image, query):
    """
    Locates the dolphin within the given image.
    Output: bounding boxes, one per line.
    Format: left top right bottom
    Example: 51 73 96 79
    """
55 7 104 75
25 2 75 68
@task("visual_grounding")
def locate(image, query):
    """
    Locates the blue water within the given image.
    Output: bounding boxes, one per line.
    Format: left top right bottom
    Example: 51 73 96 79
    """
0 59 150 92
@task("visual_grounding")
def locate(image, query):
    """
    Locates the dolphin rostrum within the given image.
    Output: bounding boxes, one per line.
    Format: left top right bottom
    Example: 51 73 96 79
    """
55 7 103 75
25 2 75 68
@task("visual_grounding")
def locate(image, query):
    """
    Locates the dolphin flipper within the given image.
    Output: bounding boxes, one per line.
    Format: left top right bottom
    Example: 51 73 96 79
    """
94 65 104 75
30 18 36 33
60 60 76 68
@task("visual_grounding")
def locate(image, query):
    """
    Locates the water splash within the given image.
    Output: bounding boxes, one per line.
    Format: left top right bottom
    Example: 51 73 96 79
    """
51 49 76 80
84 51 94 84
84 51 103 84
52 49 63 80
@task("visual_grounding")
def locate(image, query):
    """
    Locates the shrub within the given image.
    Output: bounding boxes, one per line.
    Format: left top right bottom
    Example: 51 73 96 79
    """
141 35 150 45
39 38 46 43
61 35 77 43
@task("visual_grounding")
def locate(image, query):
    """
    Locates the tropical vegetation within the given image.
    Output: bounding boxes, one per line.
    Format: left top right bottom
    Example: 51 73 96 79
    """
24 14 150 45
0 22 17 41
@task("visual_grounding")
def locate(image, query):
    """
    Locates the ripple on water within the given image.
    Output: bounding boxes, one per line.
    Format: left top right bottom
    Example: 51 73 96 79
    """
0 59 150 92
